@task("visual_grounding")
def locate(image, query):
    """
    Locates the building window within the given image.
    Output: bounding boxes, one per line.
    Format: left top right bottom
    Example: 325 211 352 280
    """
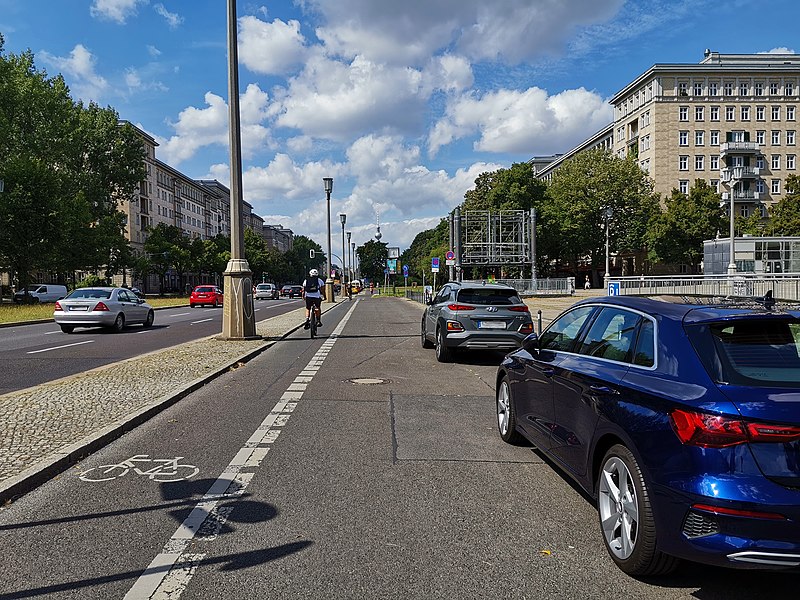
695 106 704 121
756 106 766 121
679 82 688 96
724 81 734 96
755 82 764 96
788 106 796 121
772 106 781 120
679 155 689 170
679 180 689 194
787 82 795 96
788 131 796 145
760 204 768 218
757 179 765 193
740 81 749 96
710 155 719 170
788 155 796 170
709 82 718 96
694 82 703 96
757 156 765 170
772 131 781 145
710 106 720 121
772 179 781 194
710 130 720 145
695 155 705 170
740 204 750 217
756 130 766 145
770 82 780 95
726 106 735 121
695 130 704 146
679 106 689 121
772 155 781 170
641 158 650 173
741 106 750 121
679 131 689 146
711 179 719 192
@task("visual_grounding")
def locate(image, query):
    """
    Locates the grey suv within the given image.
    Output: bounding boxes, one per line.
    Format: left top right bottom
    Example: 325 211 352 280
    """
421 282 534 362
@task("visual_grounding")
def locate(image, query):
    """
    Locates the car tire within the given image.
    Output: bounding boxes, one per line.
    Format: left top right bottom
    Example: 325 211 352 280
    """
421 318 434 349
143 310 154 328
110 314 125 333
435 326 452 362
60 325 74 334
496 376 524 444
597 444 679 577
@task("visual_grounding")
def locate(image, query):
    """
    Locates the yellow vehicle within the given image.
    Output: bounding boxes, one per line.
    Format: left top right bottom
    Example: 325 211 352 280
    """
350 280 362 294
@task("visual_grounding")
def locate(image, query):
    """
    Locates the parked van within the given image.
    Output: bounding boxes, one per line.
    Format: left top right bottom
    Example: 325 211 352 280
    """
13 284 68 304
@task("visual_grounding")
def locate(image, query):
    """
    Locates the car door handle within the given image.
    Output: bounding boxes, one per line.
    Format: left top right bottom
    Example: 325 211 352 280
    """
590 384 619 395
541 368 555 377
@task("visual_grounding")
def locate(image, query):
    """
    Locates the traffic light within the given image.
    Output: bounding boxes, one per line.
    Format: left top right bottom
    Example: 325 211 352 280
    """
309 249 315 259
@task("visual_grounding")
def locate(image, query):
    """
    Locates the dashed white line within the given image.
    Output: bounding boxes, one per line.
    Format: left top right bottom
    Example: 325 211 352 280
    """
190 319 213 325
123 300 359 599
27 340 95 354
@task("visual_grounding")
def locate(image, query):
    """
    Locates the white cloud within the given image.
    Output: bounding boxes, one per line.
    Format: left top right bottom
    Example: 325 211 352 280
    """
429 86 612 156
157 84 272 165
146 44 162 57
90 0 148 24
760 47 796 54
239 16 309 75
153 3 183 29
39 44 109 103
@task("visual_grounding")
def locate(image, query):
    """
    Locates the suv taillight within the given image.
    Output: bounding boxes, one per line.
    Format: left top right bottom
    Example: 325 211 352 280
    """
447 304 475 311
670 408 800 448
508 305 530 312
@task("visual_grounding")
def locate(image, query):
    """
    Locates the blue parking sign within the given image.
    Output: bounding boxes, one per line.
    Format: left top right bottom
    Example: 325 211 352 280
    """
607 281 620 296
402 264 408 276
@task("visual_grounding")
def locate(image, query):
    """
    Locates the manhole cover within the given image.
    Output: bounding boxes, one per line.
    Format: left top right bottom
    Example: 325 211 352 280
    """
348 378 388 385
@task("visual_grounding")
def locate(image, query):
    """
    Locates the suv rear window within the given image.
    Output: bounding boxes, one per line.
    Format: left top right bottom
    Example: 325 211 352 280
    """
457 288 520 305
688 318 800 387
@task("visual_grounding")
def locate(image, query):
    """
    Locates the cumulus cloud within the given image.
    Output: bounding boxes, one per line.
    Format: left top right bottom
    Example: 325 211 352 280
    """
39 44 109 103
90 0 148 24
428 86 612 156
153 3 183 29
157 84 272 165
239 16 310 75
760 47 796 54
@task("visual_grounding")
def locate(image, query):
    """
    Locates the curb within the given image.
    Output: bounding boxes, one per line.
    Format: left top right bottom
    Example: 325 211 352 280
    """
0 313 315 505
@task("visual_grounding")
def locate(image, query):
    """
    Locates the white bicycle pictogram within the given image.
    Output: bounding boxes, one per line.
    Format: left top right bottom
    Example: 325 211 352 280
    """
79 455 199 483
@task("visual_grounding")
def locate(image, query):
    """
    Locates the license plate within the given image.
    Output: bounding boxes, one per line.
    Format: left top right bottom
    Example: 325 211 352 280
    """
477 320 506 329
69 306 89 311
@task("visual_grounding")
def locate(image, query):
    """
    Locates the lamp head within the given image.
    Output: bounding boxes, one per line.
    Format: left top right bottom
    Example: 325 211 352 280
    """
323 177 333 193
339 213 346 225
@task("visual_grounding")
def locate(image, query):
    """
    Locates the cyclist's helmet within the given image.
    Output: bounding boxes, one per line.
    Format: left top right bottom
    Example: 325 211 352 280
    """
309 268 319 276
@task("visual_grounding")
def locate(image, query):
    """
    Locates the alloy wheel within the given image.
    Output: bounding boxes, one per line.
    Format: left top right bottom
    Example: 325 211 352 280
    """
598 456 639 560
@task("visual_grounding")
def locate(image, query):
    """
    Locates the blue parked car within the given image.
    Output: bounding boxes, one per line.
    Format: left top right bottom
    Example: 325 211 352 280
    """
496 293 800 576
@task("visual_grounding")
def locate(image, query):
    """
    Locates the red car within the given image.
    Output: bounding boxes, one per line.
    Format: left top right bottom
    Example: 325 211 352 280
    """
190 285 224 308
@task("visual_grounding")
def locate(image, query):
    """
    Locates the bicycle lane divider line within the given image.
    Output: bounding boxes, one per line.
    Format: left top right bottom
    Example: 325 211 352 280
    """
26 340 94 354
123 299 359 600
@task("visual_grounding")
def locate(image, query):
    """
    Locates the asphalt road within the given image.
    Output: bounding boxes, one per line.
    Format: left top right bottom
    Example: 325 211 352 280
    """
0 296 797 599
0 298 303 394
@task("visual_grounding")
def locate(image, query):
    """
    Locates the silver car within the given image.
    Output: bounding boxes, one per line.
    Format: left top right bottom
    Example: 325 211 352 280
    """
255 283 279 300
421 282 534 362
53 287 155 333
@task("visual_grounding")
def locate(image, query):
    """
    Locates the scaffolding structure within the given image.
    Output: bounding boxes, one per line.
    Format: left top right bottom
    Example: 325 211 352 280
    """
458 210 531 265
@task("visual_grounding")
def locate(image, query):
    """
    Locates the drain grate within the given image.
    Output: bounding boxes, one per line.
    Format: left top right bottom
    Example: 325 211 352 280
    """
348 378 388 385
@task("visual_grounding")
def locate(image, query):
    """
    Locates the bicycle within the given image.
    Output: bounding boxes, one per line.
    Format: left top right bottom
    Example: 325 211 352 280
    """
78 455 199 483
310 313 318 338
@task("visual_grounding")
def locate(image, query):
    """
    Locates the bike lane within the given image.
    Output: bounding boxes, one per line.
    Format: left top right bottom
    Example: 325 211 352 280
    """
0 301 356 600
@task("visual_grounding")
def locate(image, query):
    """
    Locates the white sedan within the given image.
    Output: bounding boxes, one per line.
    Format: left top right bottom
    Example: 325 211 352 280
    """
53 287 155 333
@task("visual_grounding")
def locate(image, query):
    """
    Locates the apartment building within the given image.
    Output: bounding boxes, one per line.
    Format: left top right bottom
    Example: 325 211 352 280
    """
533 51 800 221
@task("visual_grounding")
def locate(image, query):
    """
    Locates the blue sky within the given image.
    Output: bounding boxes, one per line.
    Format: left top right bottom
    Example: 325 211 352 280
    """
1 0 798 250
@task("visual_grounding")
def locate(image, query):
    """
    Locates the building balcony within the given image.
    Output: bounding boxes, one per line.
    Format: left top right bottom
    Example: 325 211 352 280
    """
719 141 760 156
721 190 762 201
720 166 760 182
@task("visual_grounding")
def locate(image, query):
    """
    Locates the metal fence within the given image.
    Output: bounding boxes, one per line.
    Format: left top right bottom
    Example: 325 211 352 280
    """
405 277 577 304
610 274 800 301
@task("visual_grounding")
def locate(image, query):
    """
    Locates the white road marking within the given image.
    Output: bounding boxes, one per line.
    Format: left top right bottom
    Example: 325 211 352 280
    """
27 340 94 354
45 331 61 335
169 313 191 317
124 301 359 600
190 319 213 325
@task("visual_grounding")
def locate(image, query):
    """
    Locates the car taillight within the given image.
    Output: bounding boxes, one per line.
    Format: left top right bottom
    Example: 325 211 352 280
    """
447 304 475 311
446 320 465 332
94 302 110 312
54 301 63 311
508 305 530 312
691 503 787 521
670 408 800 448
519 323 533 334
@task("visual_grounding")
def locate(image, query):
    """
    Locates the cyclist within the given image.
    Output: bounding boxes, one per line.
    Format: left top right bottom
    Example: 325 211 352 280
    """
302 268 326 329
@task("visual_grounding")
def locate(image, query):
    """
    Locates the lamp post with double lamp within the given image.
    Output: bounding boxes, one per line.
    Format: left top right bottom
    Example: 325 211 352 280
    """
339 214 349 300
221 0 256 339
604 206 613 290
351 241 357 280
323 177 334 303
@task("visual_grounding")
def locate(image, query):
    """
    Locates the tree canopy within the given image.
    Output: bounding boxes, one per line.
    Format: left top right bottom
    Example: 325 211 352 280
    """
768 174 800 236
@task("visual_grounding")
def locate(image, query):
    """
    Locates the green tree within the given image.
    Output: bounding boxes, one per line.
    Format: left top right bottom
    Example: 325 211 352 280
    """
646 179 725 268
244 227 270 281
144 223 183 293
285 235 325 283
768 174 800 235
399 219 449 283
462 162 547 212
357 239 389 282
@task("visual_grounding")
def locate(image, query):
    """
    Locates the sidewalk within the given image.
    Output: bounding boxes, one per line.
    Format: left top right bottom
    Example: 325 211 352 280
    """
0 291 597 504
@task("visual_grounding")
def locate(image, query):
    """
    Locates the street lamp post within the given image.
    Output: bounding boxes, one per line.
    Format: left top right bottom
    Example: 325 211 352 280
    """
604 207 613 289
221 0 256 339
351 242 357 280
727 182 738 275
339 213 348 300
346 232 352 296
323 178 334 303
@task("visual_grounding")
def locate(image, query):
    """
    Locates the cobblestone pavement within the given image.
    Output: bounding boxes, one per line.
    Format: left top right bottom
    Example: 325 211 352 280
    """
0 290 600 503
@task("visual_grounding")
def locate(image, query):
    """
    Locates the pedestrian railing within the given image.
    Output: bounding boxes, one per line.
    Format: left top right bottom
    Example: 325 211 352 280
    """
609 274 800 301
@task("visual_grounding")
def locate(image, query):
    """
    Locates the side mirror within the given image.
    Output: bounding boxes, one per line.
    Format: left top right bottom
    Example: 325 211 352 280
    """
521 332 540 355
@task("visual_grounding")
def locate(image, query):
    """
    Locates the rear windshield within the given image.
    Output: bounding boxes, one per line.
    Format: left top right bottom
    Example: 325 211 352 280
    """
68 289 112 299
687 318 800 387
195 287 215 293
457 288 521 305
257 284 271 289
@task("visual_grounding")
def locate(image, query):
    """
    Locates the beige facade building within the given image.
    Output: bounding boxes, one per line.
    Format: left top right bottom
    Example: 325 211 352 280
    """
534 51 800 221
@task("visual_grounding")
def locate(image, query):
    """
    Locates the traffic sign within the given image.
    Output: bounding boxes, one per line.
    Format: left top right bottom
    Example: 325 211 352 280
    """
402 264 409 276
607 282 620 296
431 257 440 273
445 250 455 260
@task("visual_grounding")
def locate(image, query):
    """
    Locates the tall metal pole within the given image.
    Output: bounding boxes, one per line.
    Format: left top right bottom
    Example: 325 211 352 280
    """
448 211 455 281
323 178 334 303
221 0 256 339
604 207 612 290
346 231 352 297
530 208 537 292
340 214 348 300
727 181 737 275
